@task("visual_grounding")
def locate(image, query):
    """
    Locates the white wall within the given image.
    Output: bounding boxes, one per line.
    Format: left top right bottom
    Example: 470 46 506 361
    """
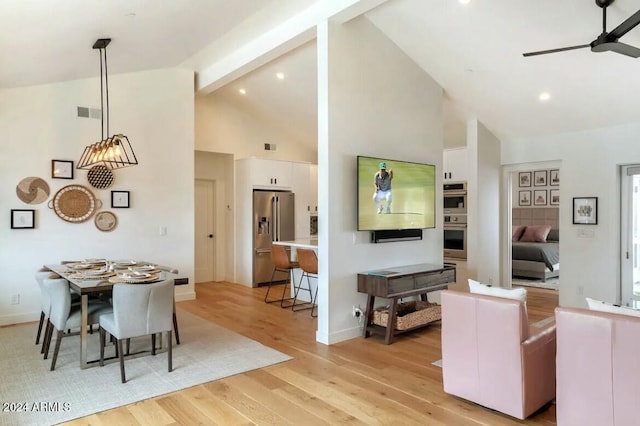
467 120 501 284
194 151 235 282
502 122 640 308
195 94 316 163
0 68 195 325
317 16 444 344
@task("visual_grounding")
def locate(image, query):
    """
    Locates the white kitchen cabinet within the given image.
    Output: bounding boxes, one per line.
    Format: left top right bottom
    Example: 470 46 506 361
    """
443 147 468 182
292 162 311 238
236 157 293 189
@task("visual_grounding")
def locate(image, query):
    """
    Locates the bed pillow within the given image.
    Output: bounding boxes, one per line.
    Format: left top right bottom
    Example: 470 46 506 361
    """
468 279 527 302
519 225 551 243
585 297 640 318
547 228 560 241
512 225 526 242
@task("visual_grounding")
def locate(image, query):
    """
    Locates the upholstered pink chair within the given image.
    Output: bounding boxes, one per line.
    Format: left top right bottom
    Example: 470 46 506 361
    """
441 290 556 419
555 307 640 426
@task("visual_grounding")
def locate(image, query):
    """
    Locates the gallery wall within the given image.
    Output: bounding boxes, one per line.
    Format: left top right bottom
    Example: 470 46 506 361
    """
0 68 195 325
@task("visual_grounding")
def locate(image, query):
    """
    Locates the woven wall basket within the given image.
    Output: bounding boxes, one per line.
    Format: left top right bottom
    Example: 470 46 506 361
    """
48 184 102 223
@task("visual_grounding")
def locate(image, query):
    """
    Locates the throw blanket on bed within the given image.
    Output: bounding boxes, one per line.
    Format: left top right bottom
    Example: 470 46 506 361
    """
512 242 559 271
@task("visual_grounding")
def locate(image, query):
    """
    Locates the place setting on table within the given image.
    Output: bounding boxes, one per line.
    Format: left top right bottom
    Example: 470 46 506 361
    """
60 259 164 284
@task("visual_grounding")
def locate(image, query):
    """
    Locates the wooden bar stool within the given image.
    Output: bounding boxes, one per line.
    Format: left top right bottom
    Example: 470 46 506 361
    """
265 244 299 307
291 248 318 317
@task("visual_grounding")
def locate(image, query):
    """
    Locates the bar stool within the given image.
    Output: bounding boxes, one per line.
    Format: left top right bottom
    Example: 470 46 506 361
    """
265 244 299 307
291 248 318 317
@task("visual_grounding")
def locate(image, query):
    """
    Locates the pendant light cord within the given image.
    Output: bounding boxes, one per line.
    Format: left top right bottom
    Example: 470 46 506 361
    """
98 46 110 140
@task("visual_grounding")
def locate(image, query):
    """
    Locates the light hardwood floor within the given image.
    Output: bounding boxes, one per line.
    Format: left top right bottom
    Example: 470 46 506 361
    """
64 273 559 426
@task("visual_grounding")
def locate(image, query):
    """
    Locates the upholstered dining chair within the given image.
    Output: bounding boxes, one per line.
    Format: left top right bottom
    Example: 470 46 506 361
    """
154 265 181 345
99 279 175 383
265 244 299 307
291 248 318 317
43 276 113 370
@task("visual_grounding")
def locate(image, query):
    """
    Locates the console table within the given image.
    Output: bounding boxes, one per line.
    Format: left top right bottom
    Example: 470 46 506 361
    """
357 263 456 344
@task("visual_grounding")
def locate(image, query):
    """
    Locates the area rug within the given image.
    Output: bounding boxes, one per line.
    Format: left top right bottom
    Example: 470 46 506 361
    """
512 277 559 291
0 309 292 426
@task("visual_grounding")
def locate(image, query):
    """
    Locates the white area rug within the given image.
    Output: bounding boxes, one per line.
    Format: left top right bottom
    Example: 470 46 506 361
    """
432 359 442 368
512 277 559 291
0 309 292 426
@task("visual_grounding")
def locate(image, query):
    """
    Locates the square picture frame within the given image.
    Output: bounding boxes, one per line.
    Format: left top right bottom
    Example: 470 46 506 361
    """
111 190 130 208
573 197 597 225
534 190 547 206
549 169 560 186
51 160 74 179
519 190 531 206
550 189 560 205
11 209 35 229
534 170 548 186
519 172 531 187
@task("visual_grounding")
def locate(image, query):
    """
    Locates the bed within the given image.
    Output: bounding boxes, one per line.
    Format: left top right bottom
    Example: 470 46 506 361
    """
512 225 559 282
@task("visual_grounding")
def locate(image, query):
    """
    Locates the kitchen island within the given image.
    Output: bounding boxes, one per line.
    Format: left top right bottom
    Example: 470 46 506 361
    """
272 239 318 303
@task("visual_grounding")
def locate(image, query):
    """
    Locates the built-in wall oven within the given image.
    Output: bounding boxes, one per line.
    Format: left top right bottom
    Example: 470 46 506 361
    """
444 214 467 259
444 182 467 214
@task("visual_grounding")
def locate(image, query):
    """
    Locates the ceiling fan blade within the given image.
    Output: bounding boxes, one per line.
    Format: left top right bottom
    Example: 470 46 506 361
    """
608 9 640 39
523 44 590 57
604 41 640 58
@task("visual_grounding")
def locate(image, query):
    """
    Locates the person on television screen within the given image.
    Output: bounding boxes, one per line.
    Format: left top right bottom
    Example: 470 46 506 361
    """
373 161 393 214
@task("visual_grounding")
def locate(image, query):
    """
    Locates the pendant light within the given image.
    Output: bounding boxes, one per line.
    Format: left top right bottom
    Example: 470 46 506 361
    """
77 38 138 170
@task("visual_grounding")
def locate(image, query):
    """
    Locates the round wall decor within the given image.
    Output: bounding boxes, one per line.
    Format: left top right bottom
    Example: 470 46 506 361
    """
94 211 117 232
48 184 102 223
87 165 114 189
16 177 50 204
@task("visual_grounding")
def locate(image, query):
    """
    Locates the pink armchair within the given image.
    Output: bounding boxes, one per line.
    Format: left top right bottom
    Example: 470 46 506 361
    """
555 307 640 426
441 290 556 419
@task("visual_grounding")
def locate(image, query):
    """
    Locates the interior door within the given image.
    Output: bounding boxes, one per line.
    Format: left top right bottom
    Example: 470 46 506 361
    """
195 179 215 283
621 165 640 307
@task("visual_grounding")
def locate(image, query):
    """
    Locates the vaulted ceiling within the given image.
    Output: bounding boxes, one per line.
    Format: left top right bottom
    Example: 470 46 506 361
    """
3 0 640 148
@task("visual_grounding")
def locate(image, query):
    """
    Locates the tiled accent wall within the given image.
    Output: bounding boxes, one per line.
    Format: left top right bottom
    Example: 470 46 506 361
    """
512 207 559 229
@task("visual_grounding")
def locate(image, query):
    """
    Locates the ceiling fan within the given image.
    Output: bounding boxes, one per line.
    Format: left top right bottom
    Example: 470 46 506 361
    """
523 0 640 58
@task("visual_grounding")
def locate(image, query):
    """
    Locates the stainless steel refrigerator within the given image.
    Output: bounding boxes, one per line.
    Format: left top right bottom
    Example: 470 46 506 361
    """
253 190 295 285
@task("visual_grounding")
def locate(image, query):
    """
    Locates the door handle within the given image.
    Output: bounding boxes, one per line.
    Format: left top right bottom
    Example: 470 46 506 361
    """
208 234 214 238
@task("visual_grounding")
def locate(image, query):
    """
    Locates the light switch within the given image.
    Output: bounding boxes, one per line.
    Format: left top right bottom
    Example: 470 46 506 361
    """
159 226 167 236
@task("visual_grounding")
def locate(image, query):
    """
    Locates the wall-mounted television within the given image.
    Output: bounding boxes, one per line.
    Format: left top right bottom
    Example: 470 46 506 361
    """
357 156 436 231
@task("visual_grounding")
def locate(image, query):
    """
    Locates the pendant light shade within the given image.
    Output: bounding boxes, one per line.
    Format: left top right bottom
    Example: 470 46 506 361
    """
77 38 138 170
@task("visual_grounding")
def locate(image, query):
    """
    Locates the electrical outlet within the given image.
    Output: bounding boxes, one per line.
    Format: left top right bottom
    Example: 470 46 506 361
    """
10 294 20 305
352 305 363 318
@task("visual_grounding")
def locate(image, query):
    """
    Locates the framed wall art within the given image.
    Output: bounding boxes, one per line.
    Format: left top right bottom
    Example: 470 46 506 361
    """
534 190 547 206
534 170 547 186
519 190 531 206
550 189 560 205
111 190 130 208
52 160 74 179
11 209 35 229
550 169 560 186
519 172 531 187
573 197 597 225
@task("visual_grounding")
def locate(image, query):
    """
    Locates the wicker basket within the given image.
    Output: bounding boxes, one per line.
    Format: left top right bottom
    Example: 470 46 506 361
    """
373 301 441 330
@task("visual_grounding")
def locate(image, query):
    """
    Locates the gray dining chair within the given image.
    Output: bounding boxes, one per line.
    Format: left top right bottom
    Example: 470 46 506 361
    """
43 276 113 370
99 279 175 383
154 265 181 345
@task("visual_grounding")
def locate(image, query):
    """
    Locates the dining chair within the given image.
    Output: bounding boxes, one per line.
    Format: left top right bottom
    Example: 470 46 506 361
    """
154 265 181 345
99 279 175 383
265 244 299 307
43 276 113 370
291 248 318 317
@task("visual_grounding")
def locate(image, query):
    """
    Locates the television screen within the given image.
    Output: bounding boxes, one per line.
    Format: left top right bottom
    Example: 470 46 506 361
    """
357 156 436 231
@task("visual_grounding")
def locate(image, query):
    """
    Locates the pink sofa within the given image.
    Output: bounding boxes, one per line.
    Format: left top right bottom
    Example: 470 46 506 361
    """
441 290 556 419
555 307 640 426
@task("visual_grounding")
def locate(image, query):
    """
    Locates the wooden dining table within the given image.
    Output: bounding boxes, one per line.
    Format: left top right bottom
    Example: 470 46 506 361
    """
45 261 181 369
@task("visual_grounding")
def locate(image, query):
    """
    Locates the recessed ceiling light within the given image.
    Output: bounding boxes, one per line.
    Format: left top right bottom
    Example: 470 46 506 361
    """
538 91 551 102
459 0 471 4
276 72 285 80
238 88 246 95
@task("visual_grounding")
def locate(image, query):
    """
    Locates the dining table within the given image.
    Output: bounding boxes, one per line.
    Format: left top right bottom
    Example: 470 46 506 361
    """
45 260 181 369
